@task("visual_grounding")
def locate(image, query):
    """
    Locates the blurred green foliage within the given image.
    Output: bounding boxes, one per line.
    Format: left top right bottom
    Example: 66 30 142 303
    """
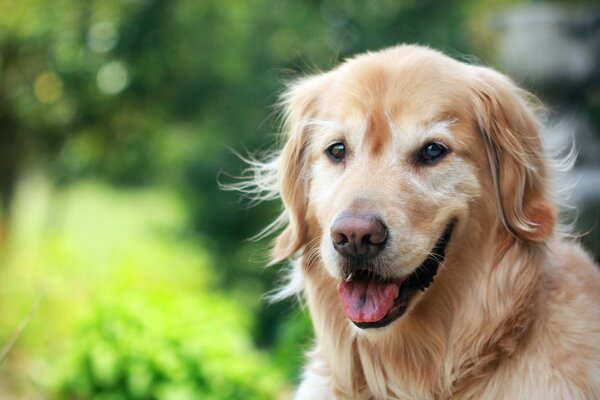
0 181 290 397
52 292 282 399
272 310 313 384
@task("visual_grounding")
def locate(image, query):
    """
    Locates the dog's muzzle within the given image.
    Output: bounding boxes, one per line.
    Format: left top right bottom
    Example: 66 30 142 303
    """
335 220 456 329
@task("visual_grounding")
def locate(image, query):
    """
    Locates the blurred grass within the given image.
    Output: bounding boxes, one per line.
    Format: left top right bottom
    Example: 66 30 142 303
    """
0 177 292 398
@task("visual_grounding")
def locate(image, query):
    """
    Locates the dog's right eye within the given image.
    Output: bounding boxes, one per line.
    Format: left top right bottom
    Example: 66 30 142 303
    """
327 142 346 162
419 142 448 165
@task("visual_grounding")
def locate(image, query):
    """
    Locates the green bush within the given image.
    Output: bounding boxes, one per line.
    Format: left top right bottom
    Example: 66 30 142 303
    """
51 291 284 399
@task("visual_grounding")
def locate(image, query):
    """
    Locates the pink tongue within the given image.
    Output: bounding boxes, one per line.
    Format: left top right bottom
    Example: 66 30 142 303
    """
337 279 399 323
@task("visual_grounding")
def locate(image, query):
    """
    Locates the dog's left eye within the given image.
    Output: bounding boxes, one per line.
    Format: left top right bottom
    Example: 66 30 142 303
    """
419 142 448 165
327 142 346 162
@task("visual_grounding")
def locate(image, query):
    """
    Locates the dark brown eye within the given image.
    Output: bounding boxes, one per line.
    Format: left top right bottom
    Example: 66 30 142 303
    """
419 142 448 165
327 142 346 162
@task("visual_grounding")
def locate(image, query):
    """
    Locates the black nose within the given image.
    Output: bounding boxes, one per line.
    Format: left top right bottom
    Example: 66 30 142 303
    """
330 212 388 259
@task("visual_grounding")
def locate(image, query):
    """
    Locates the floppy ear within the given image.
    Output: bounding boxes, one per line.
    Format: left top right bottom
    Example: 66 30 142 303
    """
271 74 328 263
471 68 555 243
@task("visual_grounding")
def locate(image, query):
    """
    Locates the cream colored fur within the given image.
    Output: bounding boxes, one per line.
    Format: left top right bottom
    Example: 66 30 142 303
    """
247 45 600 399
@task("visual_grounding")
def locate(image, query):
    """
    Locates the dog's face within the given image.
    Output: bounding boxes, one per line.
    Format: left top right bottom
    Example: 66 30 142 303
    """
305 72 481 329
271 46 554 331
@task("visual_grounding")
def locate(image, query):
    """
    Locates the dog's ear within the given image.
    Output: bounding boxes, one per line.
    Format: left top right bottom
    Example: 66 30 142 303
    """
471 68 555 243
271 74 328 263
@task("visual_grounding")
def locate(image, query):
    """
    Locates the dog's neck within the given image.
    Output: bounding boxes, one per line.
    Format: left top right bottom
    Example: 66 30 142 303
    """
301 228 545 399
440 230 544 397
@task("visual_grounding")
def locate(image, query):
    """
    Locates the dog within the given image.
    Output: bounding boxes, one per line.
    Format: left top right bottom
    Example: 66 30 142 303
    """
240 45 600 399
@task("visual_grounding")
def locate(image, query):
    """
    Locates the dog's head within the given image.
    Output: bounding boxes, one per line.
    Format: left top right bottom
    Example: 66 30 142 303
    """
269 45 555 330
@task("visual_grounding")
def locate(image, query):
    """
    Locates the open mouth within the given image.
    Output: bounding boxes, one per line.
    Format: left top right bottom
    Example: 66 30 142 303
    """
336 222 455 329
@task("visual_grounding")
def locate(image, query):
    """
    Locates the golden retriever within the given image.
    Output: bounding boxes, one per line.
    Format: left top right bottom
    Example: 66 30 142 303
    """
241 45 600 399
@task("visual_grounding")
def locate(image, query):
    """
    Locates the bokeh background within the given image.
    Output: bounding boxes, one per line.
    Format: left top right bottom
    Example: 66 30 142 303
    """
0 0 599 398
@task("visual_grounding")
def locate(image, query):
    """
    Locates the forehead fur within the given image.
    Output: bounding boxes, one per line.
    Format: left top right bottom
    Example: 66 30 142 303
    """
316 45 476 132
